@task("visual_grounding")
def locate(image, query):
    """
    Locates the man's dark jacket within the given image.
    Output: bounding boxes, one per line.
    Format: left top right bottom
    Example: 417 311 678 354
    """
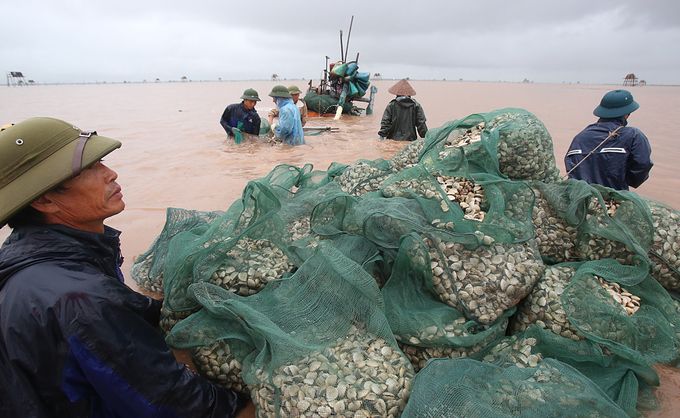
564 116 653 191
378 96 428 141
220 102 261 135
0 224 242 417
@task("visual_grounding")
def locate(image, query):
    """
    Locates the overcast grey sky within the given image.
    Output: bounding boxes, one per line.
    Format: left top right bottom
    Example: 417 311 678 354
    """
3 0 679 85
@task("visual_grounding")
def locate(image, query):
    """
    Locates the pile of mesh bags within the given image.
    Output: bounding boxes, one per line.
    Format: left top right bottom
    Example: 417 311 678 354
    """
130 108 680 417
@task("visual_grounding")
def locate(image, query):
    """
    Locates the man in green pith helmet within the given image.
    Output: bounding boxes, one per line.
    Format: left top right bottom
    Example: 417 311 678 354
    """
0 118 253 417
268 85 308 127
220 88 262 140
565 89 653 190
268 85 305 145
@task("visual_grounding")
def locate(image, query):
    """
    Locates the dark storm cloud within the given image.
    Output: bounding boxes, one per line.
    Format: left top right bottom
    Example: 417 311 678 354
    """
2 0 678 84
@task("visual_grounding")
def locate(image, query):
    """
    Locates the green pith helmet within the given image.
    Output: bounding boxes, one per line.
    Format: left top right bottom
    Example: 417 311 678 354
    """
593 89 639 118
268 85 292 98
240 88 261 101
288 85 303 95
0 117 121 227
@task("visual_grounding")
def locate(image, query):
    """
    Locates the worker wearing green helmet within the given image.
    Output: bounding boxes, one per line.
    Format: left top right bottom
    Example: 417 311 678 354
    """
268 85 305 145
0 118 250 417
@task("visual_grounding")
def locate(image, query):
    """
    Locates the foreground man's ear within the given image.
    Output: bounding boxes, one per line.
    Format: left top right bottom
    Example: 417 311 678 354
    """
29 194 60 215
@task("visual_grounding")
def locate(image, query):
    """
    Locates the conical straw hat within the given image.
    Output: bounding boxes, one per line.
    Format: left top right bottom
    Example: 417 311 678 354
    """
388 79 416 96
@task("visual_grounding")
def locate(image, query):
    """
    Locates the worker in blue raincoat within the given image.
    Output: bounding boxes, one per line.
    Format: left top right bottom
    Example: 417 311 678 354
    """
565 89 653 190
0 118 253 417
268 85 305 146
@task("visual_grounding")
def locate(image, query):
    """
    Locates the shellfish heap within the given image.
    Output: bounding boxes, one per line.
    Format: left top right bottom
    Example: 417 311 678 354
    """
250 324 413 418
434 174 486 222
511 266 586 342
531 187 578 264
191 339 248 395
396 317 508 372
129 254 164 294
424 234 544 325
209 237 295 296
388 138 425 174
645 198 680 292
576 198 637 265
336 161 391 197
487 112 560 183
480 333 544 368
512 266 642 342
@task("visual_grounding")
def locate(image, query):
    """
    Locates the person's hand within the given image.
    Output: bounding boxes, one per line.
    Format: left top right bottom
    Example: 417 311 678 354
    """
270 124 278 133
378 136 386 141
231 127 240 135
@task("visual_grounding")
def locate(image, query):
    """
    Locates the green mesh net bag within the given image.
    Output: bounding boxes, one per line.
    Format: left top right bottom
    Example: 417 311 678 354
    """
303 91 353 115
641 197 680 292
512 258 680 367
562 258 680 367
382 233 512 372
380 163 535 243
527 180 654 267
166 241 414 418
401 357 629 418
422 230 544 325
162 164 317 312
473 325 660 417
575 184 654 266
419 108 561 183
129 207 223 294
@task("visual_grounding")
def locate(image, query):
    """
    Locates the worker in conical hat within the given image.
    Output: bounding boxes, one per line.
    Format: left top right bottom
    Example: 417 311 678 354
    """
378 79 428 141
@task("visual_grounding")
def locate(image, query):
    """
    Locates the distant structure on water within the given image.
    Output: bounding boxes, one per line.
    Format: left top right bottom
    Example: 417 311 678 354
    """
6 71 34 86
271 74 279 81
623 73 639 86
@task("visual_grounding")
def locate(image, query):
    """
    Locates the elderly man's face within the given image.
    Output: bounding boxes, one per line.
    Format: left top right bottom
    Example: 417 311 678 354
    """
243 99 257 110
37 161 124 233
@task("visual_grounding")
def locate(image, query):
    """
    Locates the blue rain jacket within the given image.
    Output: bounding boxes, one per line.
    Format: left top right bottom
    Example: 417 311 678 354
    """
220 102 261 135
0 224 243 417
272 98 305 145
564 116 653 190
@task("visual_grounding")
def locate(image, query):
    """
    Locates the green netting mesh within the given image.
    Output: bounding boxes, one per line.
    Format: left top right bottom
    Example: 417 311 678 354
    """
402 357 629 418
473 325 659 417
166 242 414 418
130 207 224 293
382 233 512 372
528 180 654 267
303 91 353 115
419 108 561 183
510 259 680 368
563 258 679 366
642 197 680 292
162 165 315 312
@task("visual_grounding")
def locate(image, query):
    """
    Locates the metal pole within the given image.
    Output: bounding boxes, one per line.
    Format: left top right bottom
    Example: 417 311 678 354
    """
345 16 354 63
339 30 344 62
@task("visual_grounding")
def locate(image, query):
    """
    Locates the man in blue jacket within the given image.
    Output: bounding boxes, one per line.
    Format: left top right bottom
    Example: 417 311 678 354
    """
220 88 262 138
268 85 305 146
564 89 653 190
0 118 252 417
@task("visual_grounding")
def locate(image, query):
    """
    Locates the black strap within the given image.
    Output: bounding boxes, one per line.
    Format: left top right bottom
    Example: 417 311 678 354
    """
72 131 96 176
